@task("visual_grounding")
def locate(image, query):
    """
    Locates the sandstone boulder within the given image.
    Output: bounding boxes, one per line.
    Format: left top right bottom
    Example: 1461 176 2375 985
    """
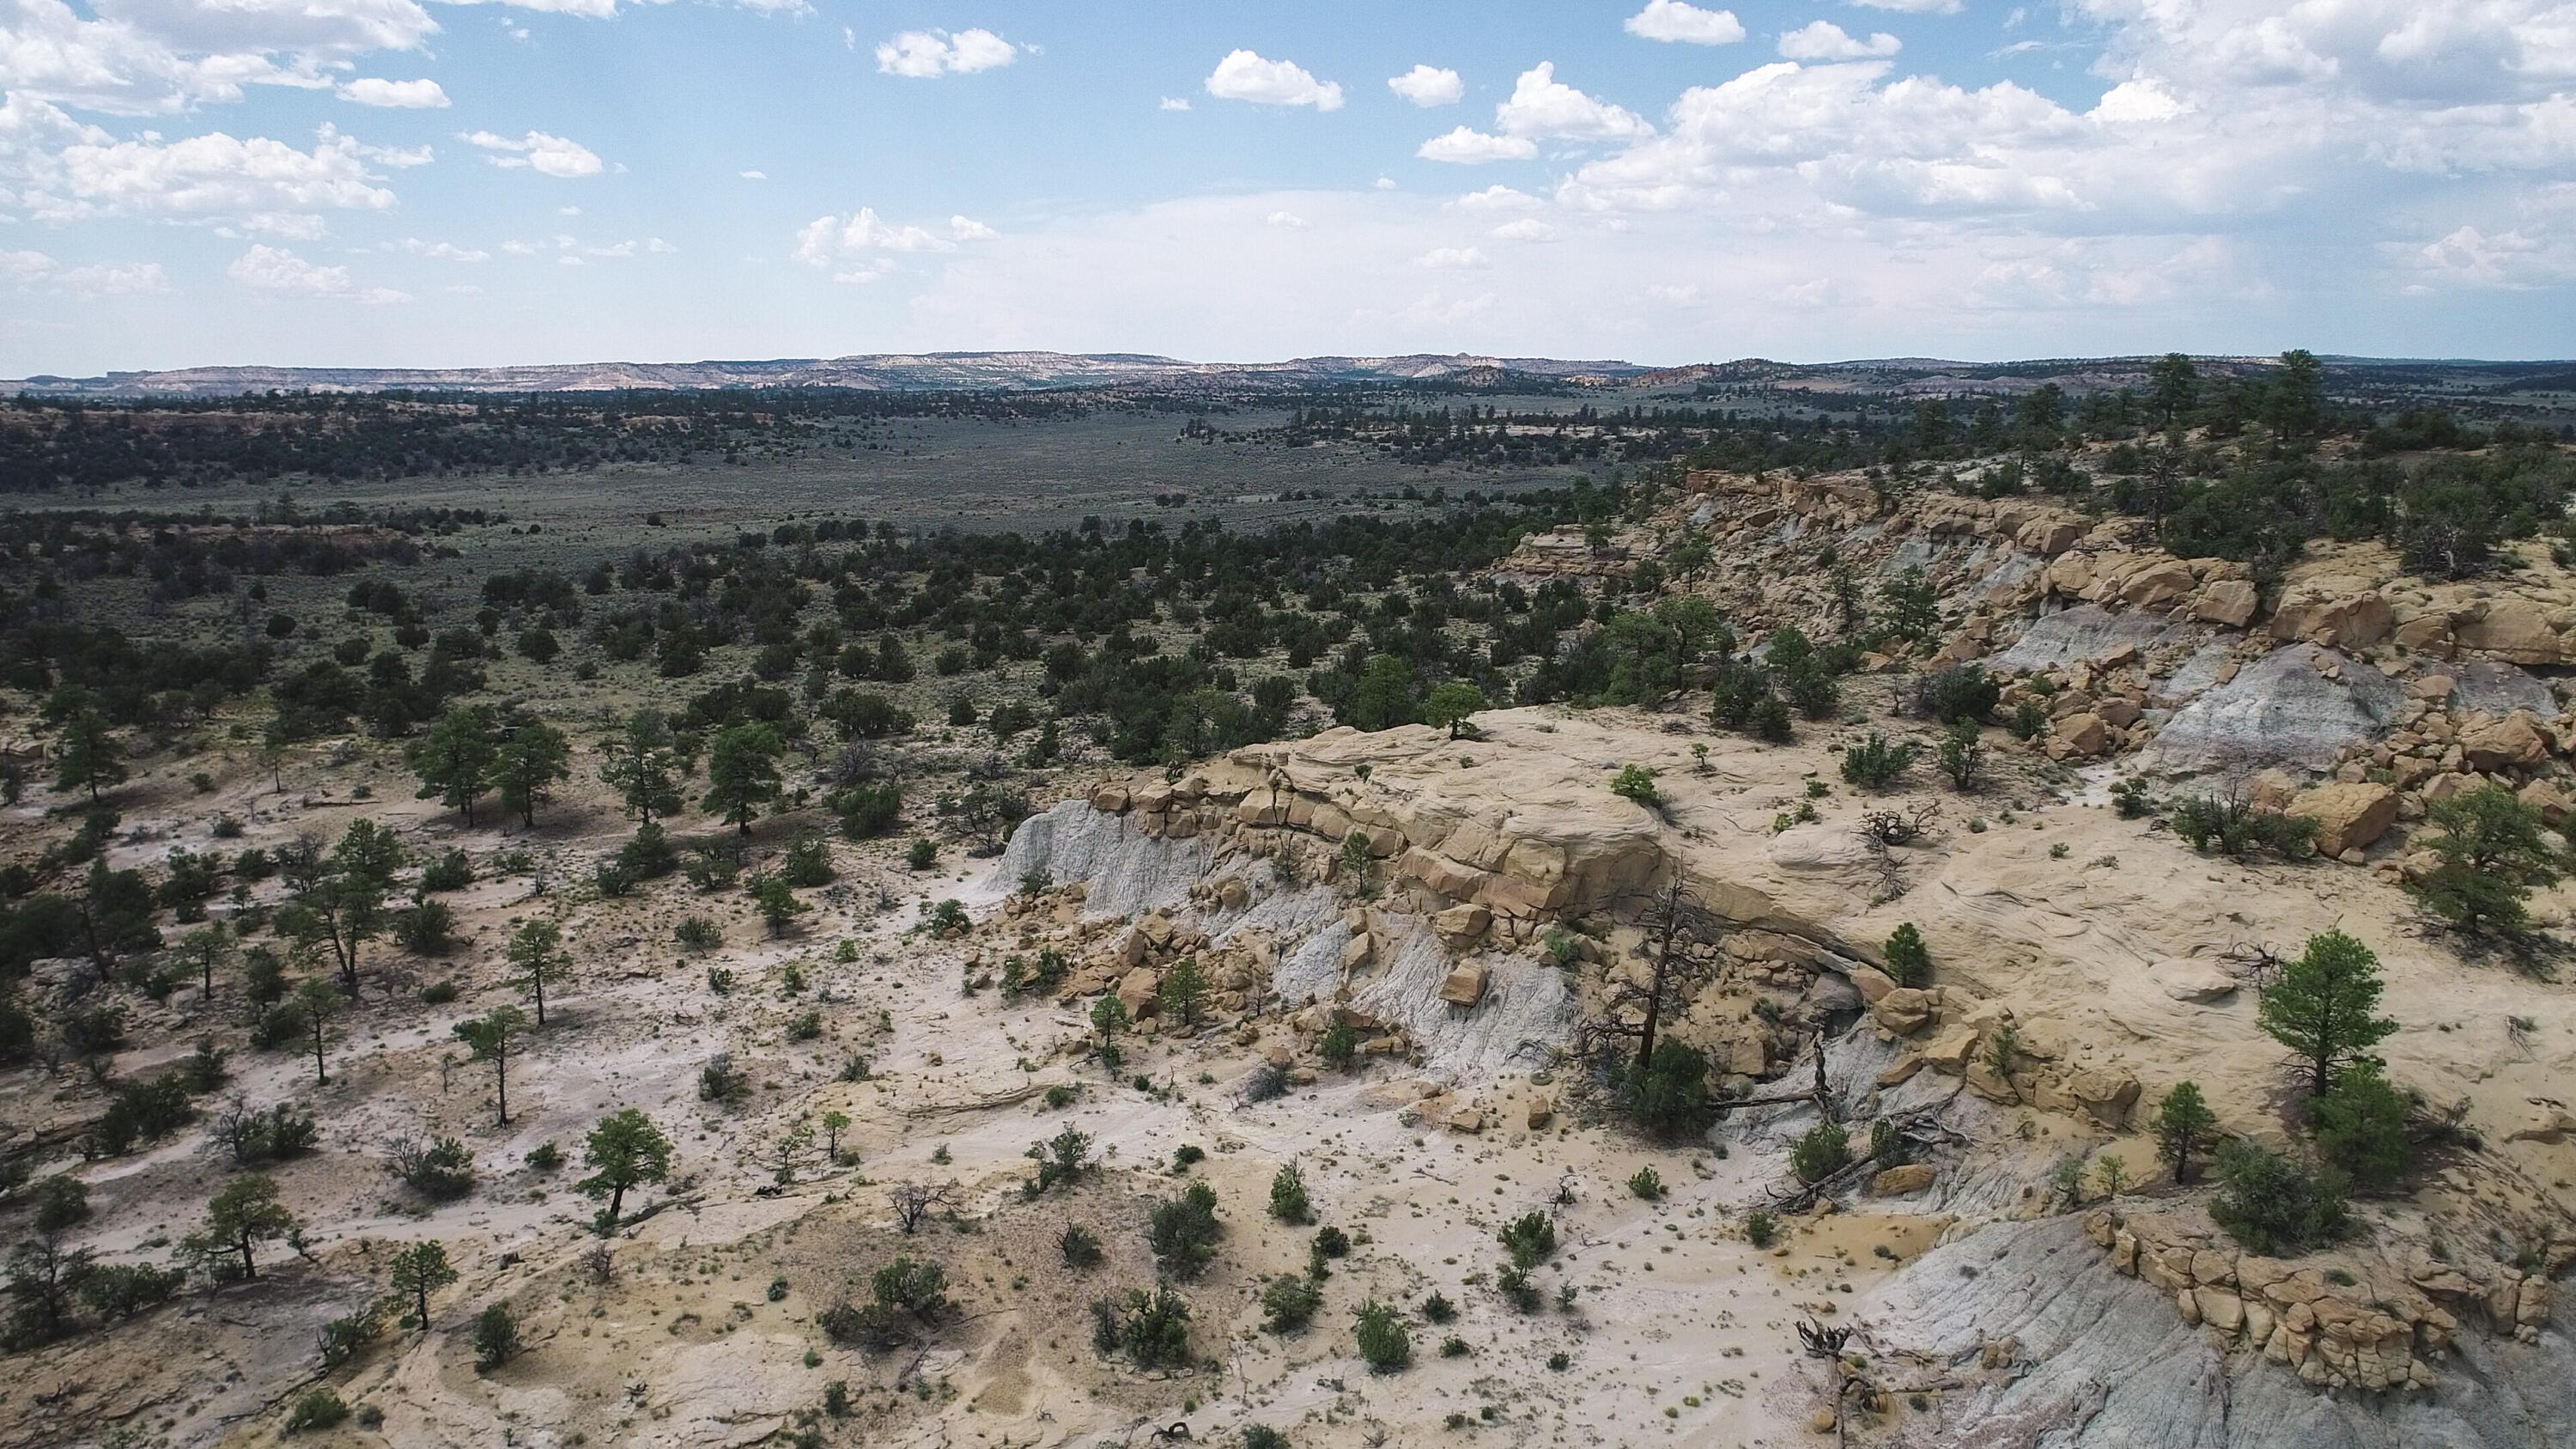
2052 712 2113 758
2455 599 2567 665
2518 778 2573 827
2287 782 2398 857
2461 711 2549 772
2153 959 2239 1002
1873 987 1934 1035
2195 579 2259 628
1432 903 1492 947
1437 959 1489 1007
1871 1164 1935 1196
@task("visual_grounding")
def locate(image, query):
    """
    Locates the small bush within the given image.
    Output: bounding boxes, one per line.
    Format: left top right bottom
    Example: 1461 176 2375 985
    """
1058 1224 1103 1269
1883 923 1931 987
420 979 460 1005
1149 1181 1223 1276
391 1136 477 1201
698 1052 747 1103
1260 1273 1321 1332
1745 1210 1777 1248
1269 1162 1314 1223
1609 764 1661 808
284 1389 349 1434
1317 1020 1360 1071
420 849 475 892
1915 663 2000 725
471 1303 520 1372
786 1009 823 1042
2208 1141 2349 1255
1093 1284 1193 1367
1840 732 1917 790
1627 1166 1664 1200
1421 1292 1455 1323
675 916 723 950
1242 1427 1292 1449
905 838 939 871
1498 1211 1555 1269
1790 1122 1850 1184
781 833 835 887
2168 792 2319 861
76 1262 185 1320
1352 1300 1411 1372
1440 1335 1470 1358
2315 1066 2412 1189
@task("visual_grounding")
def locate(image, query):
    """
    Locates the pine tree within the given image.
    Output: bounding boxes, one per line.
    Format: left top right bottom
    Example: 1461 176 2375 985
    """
52 708 125 804
2257 930 2397 1099
410 704 496 825
489 719 571 829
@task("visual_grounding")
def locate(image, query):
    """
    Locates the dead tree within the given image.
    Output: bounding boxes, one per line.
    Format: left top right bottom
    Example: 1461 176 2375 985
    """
1579 876 1728 1081
888 1181 953 1234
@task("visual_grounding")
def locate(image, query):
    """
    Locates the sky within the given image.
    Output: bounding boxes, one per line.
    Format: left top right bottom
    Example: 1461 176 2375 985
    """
2 0 2573 374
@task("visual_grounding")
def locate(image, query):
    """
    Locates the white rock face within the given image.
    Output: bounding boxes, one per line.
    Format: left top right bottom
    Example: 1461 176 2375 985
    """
2141 643 2403 776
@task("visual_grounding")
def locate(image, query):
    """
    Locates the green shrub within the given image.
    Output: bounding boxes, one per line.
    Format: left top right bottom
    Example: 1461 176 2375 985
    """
1420 1292 1455 1323
1627 1166 1664 1200
1092 1284 1193 1367
284 1389 349 1434
420 849 475 892
781 833 835 887
1260 1273 1321 1332
1790 1122 1850 1184
1352 1300 1411 1372
1916 664 2000 725
1058 1224 1103 1269
1883 923 1931 987
1840 732 1917 789
1610 764 1661 808
1935 720 1987 791
675 916 722 950
905 838 939 871
1242 1426 1292 1449
2168 792 2319 860
1498 1211 1555 1269
391 1137 477 1201
1149 1180 1223 1276
2315 1065 2411 1189
2404 784 2561 935
1317 1020 1360 1070
471 1303 520 1371
1744 1210 1777 1248
75 1261 185 1320
1628 1039 1710 1138
2208 1141 2348 1255
1269 1162 1314 1223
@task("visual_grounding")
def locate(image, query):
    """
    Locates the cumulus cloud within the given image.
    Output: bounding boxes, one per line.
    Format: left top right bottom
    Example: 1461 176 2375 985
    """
1455 184 1541 210
1488 217 1556 240
392 237 489 260
1265 210 1309 228
1415 246 1488 268
1158 97 1191 111
24 120 401 222
1417 127 1536 164
228 242 404 301
1624 2 1746 46
1778 22 1899 61
464 130 602 178
1850 0 1960 12
874 27 1017 78
1388 64 1462 107
793 205 990 283
338 77 447 107
1495 63 1652 141
0 247 163 294
1204 50 1343 110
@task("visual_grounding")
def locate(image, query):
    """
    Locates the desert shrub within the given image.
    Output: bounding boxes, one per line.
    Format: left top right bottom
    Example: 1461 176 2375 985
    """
1058 1224 1103 1269
1627 1039 1710 1138
391 1137 477 1200
32 1176 90 1232
284 1389 349 1434
1269 1162 1314 1223
1790 1122 1850 1184
1840 732 1916 789
697 1052 747 1103
1496 1263 1541 1312
675 916 722 950
835 781 903 837
1150 1180 1223 1276
1024 1125 1093 1193
1312 1224 1350 1260
394 898 456 954
1317 1020 1360 1070
1883 923 1931 986
1242 1427 1291 1449
1609 764 1660 808
1093 1284 1193 1367
1353 1300 1411 1372
316 1302 383 1367
2208 1141 2348 1255
1498 1211 1555 1269
250 1002 306 1051
471 1303 520 1371
2404 784 2561 935
905 838 939 871
1935 720 1987 790
2315 1065 2412 1189
2168 792 2318 861
615 822 679 880
1260 1272 1321 1332
419 849 474 892
1744 1210 1777 1248
76 1262 185 1320
1914 663 2000 724
870 1257 949 1317
420 979 459 1005
781 833 835 887
1421 1292 1455 1323
91 1073 194 1156
1627 1166 1664 1199
786 1009 822 1042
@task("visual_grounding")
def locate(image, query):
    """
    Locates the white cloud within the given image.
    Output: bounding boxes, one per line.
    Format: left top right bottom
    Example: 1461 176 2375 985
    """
1489 217 1556 240
1778 21 1900 61
1494 63 1652 141
740 169 766 180
0 248 53 283
1417 126 1536 164
1415 246 1487 268
1850 0 1960 12
393 237 489 261
338 77 447 108
57 260 167 294
794 204 989 282
0 0 440 115
1388 64 1462 107
1158 97 1191 111
873 27 1017 78
464 130 602 178
1455 184 1540 210
1625 2 1746 46
2092 78 2184 125
227 242 404 301
27 120 399 222
1265 210 1308 228
1204 50 1343 111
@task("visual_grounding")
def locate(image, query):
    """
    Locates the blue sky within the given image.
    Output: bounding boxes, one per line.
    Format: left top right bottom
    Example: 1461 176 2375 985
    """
3 1 2573 373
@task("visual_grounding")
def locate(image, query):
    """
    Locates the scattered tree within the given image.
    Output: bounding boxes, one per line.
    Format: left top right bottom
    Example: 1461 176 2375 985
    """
579 1107 673 1233
386 1239 458 1332
2257 929 2397 1099
504 917 571 1026
185 1174 300 1283
2152 1081 2217 1184
454 1006 529 1125
489 718 572 829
